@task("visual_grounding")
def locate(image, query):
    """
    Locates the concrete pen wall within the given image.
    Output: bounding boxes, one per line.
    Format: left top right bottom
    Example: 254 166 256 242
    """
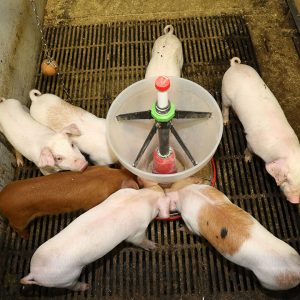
0 0 47 191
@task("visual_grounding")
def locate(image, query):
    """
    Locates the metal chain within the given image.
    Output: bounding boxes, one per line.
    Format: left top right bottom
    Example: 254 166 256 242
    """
30 0 50 58
29 0 74 103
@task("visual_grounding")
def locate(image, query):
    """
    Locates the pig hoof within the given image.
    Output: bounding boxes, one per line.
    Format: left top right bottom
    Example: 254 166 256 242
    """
14 150 24 167
179 225 190 233
20 230 30 240
12 226 29 239
139 239 157 251
16 157 24 167
244 147 253 163
244 152 253 163
244 156 252 163
71 282 90 291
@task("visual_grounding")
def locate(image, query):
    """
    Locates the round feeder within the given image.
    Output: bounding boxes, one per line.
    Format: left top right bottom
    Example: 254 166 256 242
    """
106 77 223 184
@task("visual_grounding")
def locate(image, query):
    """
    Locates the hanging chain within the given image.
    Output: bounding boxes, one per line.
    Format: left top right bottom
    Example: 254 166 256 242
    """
29 0 74 103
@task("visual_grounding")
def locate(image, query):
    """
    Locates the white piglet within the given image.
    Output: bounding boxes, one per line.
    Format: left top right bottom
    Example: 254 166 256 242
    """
166 179 300 290
222 57 300 203
145 25 183 78
0 98 87 175
20 181 170 291
29 90 117 165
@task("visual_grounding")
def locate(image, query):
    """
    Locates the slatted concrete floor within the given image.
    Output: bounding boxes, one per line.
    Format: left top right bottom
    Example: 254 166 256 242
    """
0 16 300 300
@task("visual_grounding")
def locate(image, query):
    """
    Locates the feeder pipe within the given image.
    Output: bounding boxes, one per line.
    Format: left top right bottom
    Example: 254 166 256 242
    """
155 76 170 109
158 122 171 156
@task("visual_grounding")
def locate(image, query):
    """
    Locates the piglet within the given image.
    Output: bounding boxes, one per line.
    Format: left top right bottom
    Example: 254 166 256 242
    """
222 57 300 204
29 90 117 165
0 166 138 239
145 25 183 78
0 98 87 175
20 180 170 291
166 179 300 290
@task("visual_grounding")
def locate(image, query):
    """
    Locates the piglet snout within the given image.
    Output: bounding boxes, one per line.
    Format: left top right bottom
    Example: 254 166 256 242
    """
76 160 88 172
287 195 300 204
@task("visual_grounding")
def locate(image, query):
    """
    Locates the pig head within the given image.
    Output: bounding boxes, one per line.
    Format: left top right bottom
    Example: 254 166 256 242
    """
265 155 300 204
39 124 88 175
0 98 87 175
29 89 118 166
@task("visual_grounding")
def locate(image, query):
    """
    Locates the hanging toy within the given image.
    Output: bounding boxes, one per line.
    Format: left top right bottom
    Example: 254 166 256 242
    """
30 0 75 102
41 58 59 76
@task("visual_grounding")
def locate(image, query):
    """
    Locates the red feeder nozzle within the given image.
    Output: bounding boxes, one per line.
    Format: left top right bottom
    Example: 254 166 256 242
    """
152 148 177 174
155 76 170 92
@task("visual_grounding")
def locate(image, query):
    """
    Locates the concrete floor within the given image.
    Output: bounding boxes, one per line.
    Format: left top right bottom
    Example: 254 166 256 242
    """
44 0 300 136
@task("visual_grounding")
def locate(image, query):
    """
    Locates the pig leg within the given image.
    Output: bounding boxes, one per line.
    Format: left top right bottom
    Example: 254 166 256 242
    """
126 231 157 250
9 212 34 239
68 281 90 291
21 273 89 291
20 273 38 285
39 167 54 176
244 143 253 163
138 239 157 250
10 221 29 239
18 229 30 240
179 225 190 233
221 95 231 125
15 149 24 167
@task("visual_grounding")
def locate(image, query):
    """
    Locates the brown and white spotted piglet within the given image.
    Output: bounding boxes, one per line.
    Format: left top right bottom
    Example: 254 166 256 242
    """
166 179 300 290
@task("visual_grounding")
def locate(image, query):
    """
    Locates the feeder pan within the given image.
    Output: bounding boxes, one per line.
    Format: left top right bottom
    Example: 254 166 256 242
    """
106 77 223 184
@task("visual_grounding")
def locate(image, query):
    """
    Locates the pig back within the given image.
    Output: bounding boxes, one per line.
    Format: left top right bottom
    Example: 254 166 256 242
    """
222 62 299 153
30 95 88 132
0 166 138 226
222 63 288 123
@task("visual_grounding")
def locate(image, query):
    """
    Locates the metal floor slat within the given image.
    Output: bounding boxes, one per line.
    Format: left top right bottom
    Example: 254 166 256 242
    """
0 16 299 300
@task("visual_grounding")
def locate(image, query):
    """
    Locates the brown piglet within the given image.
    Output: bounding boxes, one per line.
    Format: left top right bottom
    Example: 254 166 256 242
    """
0 166 139 238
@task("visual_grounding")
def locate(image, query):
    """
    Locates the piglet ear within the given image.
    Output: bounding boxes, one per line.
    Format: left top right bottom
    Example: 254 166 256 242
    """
137 177 158 188
121 179 139 190
61 123 81 136
265 159 288 186
38 147 55 167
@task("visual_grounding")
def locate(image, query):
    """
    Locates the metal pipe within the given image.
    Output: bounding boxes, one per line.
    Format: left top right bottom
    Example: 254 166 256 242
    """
157 122 171 156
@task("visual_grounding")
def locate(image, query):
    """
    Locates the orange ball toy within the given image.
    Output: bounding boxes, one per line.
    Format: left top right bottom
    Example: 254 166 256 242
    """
41 59 59 76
